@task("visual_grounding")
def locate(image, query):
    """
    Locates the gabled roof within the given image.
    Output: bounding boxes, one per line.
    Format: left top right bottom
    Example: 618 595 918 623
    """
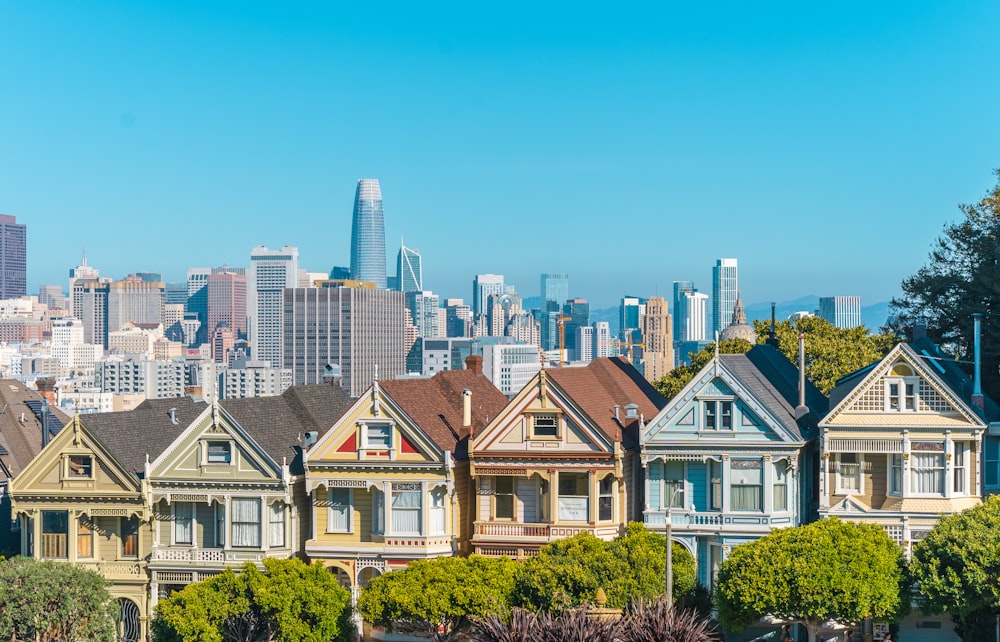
544 357 667 446
0 381 70 480
379 370 508 454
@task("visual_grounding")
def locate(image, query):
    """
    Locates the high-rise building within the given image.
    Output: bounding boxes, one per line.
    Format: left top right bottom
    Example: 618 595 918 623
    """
350 179 387 288
164 282 188 306
672 281 694 343
676 290 709 343
562 298 590 352
282 281 405 397
396 243 422 292
819 296 862 329
72 279 109 346
444 298 472 337
575 326 594 363
712 258 739 336
641 296 673 383
106 276 165 337
38 285 66 310
620 296 646 343
593 322 613 358
540 273 569 306
68 253 100 316
472 274 504 318
405 290 440 338
249 246 299 367
481 342 542 398
0 215 26 299
207 270 247 339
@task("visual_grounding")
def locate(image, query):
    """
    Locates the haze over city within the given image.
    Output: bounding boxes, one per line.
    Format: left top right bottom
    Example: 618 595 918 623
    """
3 3 1000 308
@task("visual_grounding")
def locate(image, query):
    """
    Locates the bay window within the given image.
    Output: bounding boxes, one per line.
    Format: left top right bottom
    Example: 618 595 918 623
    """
430 487 447 534
41 511 68 559
121 516 139 557
598 476 614 521
391 483 422 535
836 453 862 494
558 472 589 521
709 459 723 511
953 442 968 494
269 502 285 548
730 459 762 511
911 442 945 495
494 477 515 519
78 517 94 558
889 454 903 496
231 498 261 547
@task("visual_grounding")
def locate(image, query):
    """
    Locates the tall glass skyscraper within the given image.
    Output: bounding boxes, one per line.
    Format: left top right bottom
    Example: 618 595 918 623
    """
397 242 422 292
712 258 739 336
350 179 387 289
0 214 26 299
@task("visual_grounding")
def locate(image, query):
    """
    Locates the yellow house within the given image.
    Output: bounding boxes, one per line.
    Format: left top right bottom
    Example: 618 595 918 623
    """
304 359 507 590
9 415 152 642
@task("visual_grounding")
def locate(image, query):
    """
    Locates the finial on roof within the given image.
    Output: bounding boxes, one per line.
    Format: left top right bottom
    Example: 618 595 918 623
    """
374 364 379 382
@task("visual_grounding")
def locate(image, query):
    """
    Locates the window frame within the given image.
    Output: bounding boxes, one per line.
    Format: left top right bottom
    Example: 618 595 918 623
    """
702 399 735 430
40 510 69 559
205 441 233 464
557 472 589 522
773 459 789 511
494 476 515 520
269 501 286 548
953 441 969 495
173 501 194 545
889 454 903 496
885 376 918 412
120 516 139 558
361 423 393 450
66 454 94 479
910 442 945 497
326 488 353 534
662 461 685 509
730 458 763 512
529 413 560 439
77 516 94 559
835 453 863 495
986 436 1000 488
231 497 262 548
390 483 423 536
429 486 447 534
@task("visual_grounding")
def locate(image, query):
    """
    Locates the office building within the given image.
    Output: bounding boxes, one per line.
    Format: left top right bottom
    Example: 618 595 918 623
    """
164 282 187 306
575 325 594 363
207 269 247 339
38 285 66 310
444 298 472 337
819 296 862 329
641 295 673 383
282 282 405 396
249 246 299 367
563 298 590 352
481 342 542 397
350 178 387 288
68 254 101 317
620 296 646 343
106 276 164 338
0 215 26 299
472 274 504 318
72 279 109 346
672 281 694 343
712 258 739 336
217 359 293 399
405 290 440 338
676 288 709 343
396 243 422 292
97 355 185 400
540 273 569 306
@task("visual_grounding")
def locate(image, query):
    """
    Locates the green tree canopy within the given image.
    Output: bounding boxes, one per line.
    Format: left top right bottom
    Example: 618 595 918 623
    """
889 170 1000 402
655 339 754 400
152 558 354 642
909 495 1000 639
357 555 518 641
715 518 905 640
752 316 898 394
0 556 116 642
514 524 697 611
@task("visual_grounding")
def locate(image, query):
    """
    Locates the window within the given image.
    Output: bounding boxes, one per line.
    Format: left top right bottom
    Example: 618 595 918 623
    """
598 476 614 521
709 459 722 510
663 461 685 509
327 488 352 533
68 455 93 478
773 460 788 511
231 498 261 547
531 414 559 438
174 502 193 545
494 477 515 519
558 472 589 521
391 483 422 535
77 517 94 558
911 442 945 495
372 488 384 535
41 511 68 558
703 401 733 430
889 454 903 496
207 441 232 464
836 453 862 494
987 437 1000 488
269 502 285 548
886 372 917 411
121 516 139 558
730 459 762 511
363 424 392 449
430 487 447 534
215 503 226 547
954 442 968 494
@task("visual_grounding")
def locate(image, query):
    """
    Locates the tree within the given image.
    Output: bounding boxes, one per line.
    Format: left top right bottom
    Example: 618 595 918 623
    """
909 495 1000 639
0 556 116 642
715 518 905 641
152 558 354 642
655 339 754 400
357 555 518 641
751 316 898 394
514 524 698 611
889 170 1000 402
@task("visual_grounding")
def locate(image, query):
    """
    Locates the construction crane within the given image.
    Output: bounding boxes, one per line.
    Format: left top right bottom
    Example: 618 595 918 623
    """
557 316 572 368
611 337 646 364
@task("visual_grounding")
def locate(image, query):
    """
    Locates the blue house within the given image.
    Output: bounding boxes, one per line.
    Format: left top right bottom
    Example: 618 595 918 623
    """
640 343 827 592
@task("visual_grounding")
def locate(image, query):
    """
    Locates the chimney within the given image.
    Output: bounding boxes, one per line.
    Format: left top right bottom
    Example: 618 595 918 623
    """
912 321 928 341
795 333 809 419
613 404 620 421
973 313 985 414
766 302 779 348
466 354 483 375
463 388 472 428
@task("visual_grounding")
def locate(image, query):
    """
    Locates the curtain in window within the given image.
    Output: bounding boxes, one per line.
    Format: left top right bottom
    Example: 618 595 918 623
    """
889 455 903 495
772 460 788 511
269 503 285 548
911 453 944 494
663 462 684 509
77 518 93 558
231 498 261 547
730 460 762 511
391 488 422 535
373 489 384 534
953 443 968 494
175 502 193 545
710 460 722 510
328 489 351 532
430 488 446 534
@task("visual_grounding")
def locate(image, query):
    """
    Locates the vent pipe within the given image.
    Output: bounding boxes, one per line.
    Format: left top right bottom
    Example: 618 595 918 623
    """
795 333 809 419
463 388 472 428
973 313 985 414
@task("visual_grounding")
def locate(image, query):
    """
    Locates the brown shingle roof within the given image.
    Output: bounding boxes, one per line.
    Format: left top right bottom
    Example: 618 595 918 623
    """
545 358 667 445
379 370 508 454
0 380 71 480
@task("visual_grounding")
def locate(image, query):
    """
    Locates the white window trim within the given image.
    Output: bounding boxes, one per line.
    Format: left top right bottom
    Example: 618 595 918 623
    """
661 461 686 510
909 448 946 498
884 377 919 412
528 413 561 440
326 488 353 534
888 454 904 497
173 501 194 546
952 442 969 496
360 422 394 450
701 398 735 430
63 454 95 480
203 440 234 465
835 453 864 495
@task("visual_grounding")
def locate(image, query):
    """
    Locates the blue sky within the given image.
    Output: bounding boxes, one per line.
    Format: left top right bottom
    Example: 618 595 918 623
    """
1 2 998 309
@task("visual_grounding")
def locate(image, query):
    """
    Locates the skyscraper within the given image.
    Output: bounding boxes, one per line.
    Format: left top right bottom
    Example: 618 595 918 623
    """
68 253 100 316
350 179 387 288
472 274 504 318
207 270 247 339
712 258 739 337
641 296 673 382
672 281 694 343
676 290 709 343
620 296 647 343
405 290 440 338
819 296 862 329
396 243 422 292
0 215 26 299
540 273 569 306
249 245 299 368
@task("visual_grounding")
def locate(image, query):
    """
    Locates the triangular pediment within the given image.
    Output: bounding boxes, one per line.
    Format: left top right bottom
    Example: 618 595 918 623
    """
824 344 984 428
9 415 141 498
828 494 872 513
150 403 281 482
306 382 444 466
644 358 800 445
474 370 612 456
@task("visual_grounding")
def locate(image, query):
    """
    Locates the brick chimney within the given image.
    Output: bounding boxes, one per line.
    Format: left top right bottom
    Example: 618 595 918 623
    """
36 378 57 406
466 354 483 374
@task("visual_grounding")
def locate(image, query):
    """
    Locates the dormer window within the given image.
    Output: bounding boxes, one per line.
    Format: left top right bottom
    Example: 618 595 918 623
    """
704 400 733 430
206 441 232 464
362 424 392 450
885 365 918 411
67 455 93 478
530 414 559 439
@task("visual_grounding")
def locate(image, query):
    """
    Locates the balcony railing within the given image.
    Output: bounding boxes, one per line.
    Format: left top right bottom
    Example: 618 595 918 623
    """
473 522 620 541
151 546 270 564
644 510 788 529
79 561 146 579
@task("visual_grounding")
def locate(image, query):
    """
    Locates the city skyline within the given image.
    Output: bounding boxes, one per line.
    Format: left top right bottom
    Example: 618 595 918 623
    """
3 4 1000 308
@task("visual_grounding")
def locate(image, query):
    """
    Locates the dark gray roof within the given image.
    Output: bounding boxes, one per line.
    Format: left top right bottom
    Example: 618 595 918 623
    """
910 338 1000 422
719 345 828 440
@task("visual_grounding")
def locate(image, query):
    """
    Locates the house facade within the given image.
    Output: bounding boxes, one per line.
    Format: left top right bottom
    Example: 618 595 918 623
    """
641 344 826 592
469 358 665 559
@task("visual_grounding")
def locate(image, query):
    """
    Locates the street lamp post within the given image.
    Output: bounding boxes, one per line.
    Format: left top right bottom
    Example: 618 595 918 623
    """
665 487 681 609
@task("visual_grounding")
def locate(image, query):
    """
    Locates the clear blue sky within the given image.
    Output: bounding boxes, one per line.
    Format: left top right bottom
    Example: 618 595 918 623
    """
2 2 998 309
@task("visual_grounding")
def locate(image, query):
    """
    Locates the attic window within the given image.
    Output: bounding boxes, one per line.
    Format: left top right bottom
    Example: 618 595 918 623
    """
68 455 93 478
207 441 232 464
530 414 559 439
